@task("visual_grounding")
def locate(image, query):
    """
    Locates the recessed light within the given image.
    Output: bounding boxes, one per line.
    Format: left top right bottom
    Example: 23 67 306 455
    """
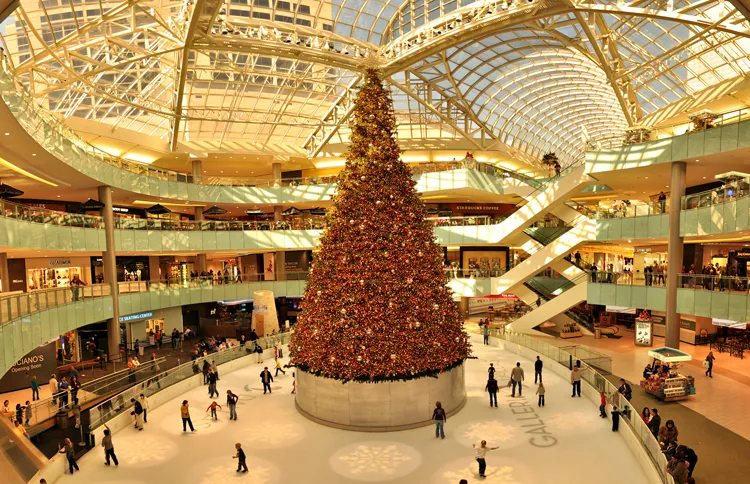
32 153 37 156
645 177 648 179
703 176 706 179
3 132 8 136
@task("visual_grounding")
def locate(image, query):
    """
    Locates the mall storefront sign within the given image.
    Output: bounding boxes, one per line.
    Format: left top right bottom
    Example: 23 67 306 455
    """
0 342 57 393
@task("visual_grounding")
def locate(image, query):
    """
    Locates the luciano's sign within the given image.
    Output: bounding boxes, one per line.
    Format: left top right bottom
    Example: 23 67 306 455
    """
0 342 57 393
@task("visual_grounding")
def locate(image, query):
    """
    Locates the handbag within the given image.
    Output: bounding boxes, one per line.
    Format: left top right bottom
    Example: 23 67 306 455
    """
507 379 513 388
702 360 709 368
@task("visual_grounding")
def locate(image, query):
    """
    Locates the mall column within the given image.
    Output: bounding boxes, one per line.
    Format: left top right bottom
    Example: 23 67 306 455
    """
98 186 121 360
0 252 8 292
195 206 207 274
665 161 686 349
192 159 203 184
272 162 286 280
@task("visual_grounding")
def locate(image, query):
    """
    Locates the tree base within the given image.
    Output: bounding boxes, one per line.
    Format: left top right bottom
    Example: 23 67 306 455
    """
295 363 466 431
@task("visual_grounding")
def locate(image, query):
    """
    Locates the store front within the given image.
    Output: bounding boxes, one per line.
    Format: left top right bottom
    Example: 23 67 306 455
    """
90 256 151 283
633 245 667 284
25 257 91 291
728 250 750 278
119 307 183 352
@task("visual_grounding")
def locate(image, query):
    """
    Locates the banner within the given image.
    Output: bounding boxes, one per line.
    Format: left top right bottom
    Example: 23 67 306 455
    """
263 253 276 281
712 318 747 329
605 305 636 314
468 295 517 314
0 342 57 393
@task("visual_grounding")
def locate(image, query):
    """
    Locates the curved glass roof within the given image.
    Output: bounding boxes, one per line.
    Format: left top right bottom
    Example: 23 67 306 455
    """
1 0 749 165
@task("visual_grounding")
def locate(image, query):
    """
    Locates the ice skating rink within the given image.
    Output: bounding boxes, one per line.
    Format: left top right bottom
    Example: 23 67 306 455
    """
66 334 648 483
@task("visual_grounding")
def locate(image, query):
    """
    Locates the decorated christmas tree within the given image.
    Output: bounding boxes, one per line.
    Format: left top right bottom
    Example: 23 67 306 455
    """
289 68 470 382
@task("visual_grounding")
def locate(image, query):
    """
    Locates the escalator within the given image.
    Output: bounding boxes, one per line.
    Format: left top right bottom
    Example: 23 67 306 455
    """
492 215 596 294
508 275 589 334
486 164 592 243
524 275 594 332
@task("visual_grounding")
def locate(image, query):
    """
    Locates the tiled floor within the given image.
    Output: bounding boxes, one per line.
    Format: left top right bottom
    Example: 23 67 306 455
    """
64 334 647 484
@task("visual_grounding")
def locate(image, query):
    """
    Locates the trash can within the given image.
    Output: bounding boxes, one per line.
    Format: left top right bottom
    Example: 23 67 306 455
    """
56 411 69 430
595 329 601 339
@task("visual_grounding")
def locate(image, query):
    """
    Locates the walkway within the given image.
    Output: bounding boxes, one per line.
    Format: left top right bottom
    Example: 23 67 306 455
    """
66 334 647 484
544 326 750 484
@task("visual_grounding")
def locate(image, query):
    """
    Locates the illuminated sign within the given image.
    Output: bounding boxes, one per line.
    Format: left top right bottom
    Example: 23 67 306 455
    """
119 312 153 322
48 259 72 266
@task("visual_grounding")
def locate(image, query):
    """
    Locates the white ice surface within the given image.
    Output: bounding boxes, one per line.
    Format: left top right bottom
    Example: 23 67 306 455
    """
65 334 648 483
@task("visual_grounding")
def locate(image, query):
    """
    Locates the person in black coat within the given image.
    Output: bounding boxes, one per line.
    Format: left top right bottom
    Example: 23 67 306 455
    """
648 408 661 438
485 377 499 408
534 356 543 383
260 367 274 394
677 445 698 477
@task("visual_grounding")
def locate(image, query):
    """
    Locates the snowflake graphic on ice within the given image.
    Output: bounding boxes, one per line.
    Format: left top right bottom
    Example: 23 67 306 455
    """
338 444 412 476
442 464 520 484
199 464 271 484
243 421 303 448
544 411 590 430
463 420 517 443
117 436 177 466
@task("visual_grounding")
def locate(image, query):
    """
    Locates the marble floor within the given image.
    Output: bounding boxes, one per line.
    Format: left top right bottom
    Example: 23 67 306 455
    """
64 334 648 484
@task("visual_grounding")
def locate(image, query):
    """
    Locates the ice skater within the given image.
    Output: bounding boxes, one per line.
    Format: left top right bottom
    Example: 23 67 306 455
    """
227 390 239 420
485 376 499 408
208 369 219 398
102 423 118 467
233 443 248 473
58 438 79 474
611 405 621 432
260 367 273 394
130 398 144 430
536 382 545 407
139 394 149 423
472 440 499 479
206 401 222 420
274 356 286 376
181 400 196 432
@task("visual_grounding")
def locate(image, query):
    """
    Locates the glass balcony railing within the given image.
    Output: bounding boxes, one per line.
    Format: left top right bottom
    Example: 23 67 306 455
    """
0 268 493 326
681 179 750 211
24 357 167 428
488 330 674 484
588 106 750 150
0 198 500 232
583 200 671 219
0 273 310 325
88 332 291 429
0 57 561 196
589 271 750 293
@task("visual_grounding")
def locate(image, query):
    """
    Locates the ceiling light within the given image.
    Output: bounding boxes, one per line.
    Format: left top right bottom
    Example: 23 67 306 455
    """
3 133 8 136
32 153 37 156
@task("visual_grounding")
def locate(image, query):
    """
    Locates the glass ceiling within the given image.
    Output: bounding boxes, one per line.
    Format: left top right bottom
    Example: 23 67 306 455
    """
1 0 749 165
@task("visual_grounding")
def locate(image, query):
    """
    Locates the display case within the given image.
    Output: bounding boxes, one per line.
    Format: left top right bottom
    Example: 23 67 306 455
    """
560 322 582 339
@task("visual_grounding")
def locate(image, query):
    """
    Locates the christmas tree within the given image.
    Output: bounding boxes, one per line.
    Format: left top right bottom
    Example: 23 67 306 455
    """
289 68 470 382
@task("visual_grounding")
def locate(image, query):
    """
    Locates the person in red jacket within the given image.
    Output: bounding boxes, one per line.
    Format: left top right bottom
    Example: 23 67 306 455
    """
599 391 607 418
